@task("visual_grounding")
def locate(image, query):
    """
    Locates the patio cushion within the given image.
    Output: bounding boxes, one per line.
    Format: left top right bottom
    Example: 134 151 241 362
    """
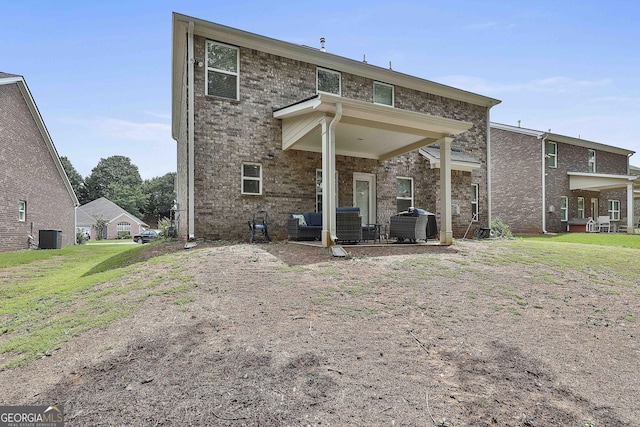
291 214 307 226
307 212 323 226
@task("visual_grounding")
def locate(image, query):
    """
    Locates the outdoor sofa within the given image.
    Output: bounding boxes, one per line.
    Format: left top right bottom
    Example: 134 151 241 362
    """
287 207 377 243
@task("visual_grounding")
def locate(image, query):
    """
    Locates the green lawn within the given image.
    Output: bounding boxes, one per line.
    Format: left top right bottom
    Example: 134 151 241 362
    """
0 243 193 370
518 232 640 249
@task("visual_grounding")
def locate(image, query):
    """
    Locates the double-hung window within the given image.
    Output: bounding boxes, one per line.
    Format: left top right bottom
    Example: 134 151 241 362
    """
608 200 620 221
560 196 568 222
577 197 585 219
471 184 479 220
547 142 557 168
588 149 596 173
18 200 26 222
206 41 239 100
242 163 262 195
396 177 414 212
117 222 131 233
317 68 341 95
373 81 394 106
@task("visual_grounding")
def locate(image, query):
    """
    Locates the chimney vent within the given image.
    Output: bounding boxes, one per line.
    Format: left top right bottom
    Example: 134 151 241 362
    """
320 37 326 52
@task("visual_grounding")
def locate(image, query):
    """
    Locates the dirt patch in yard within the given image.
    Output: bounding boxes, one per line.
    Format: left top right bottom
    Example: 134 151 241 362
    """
1 240 639 426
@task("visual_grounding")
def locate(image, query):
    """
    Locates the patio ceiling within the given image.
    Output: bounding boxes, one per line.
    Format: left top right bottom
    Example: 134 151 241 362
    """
568 172 637 191
273 94 473 161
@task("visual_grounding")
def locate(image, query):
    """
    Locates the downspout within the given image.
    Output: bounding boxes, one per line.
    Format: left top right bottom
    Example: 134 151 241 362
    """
486 108 492 227
322 102 342 247
540 134 548 233
187 21 196 240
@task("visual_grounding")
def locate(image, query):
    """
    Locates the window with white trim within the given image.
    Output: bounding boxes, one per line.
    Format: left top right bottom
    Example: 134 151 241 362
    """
608 199 620 221
560 196 568 222
117 222 131 233
588 149 596 173
315 169 338 213
206 41 239 100
577 197 585 219
373 81 394 106
317 68 341 95
241 163 262 195
396 177 414 212
471 184 479 221
18 200 26 222
547 142 557 168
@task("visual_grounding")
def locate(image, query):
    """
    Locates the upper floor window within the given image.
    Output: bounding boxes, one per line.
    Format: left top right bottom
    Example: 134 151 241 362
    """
242 163 262 195
18 201 26 222
471 184 479 220
588 149 596 173
396 177 414 212
560 196 568 222
317 68 341 95
577 197 585 219
206 41 239 100
374 81 394 106
608 200 620 221
547 142 557 168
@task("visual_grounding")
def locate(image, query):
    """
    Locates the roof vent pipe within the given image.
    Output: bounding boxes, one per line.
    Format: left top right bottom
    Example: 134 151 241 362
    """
320 37 326 52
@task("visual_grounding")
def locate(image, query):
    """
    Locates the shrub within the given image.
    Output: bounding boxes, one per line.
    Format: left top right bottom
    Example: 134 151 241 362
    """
491 218 513 239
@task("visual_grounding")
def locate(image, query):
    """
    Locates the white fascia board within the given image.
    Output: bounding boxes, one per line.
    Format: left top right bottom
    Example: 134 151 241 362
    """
172 12 501 109
567 171 638 181
418 148 480 171
545 132 634 156
490 122 544 137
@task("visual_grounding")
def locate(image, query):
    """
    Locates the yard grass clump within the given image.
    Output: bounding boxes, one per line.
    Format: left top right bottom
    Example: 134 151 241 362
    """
0 242 191 370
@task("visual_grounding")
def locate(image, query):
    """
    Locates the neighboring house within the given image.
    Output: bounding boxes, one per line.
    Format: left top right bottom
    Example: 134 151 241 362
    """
77 197 148 240
0 72 79 251
491 122 636 234
171 13 500 246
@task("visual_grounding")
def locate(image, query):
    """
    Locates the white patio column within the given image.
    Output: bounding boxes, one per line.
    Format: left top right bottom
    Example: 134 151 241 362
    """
321 103 342 247
627 182 634 234
440 136 453 245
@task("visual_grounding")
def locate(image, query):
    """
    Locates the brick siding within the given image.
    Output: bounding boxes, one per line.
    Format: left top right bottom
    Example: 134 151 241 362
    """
0 82 76 251
179 36 489 241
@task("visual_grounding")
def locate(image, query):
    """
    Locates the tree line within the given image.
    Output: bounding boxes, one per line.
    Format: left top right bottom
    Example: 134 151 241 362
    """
60 155 176 225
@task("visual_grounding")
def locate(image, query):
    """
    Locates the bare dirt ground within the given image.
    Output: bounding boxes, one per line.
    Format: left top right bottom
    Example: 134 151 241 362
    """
1 240 639 426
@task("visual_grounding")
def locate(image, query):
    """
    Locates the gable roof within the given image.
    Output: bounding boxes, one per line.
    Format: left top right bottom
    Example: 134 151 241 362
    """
0 73 79 206
77 197 148 227
419 145 481 172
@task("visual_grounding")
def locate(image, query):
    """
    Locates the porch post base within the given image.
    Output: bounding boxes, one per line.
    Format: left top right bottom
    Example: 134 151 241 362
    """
440 231 453 246
322 231 335 247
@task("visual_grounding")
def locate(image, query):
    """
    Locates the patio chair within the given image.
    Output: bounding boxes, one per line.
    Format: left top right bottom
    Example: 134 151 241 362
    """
248 210 271 243
596 215 611 233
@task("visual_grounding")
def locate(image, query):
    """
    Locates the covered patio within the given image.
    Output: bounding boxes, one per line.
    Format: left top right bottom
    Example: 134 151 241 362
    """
273 93 473 247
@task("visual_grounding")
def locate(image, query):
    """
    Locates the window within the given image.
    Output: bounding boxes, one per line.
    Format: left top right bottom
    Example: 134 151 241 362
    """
396 177 414 212
560 196 568 222
577 197 585 219
241 163 262 195
316 169 339 212
374 81 394 106
317 68 341 95
206 41 239 100
117 222 131 233
18 200 26 222
588 149 596 173
471 184 479 220
547 142 557 168
608 200 620 221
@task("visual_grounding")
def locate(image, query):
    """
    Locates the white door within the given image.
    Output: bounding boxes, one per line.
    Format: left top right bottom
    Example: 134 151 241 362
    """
353 173 376 225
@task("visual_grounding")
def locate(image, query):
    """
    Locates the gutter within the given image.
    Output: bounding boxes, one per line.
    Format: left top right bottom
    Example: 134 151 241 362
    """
540 135 548 233
322 102 342 246
486 107 492 227
187 21 195 240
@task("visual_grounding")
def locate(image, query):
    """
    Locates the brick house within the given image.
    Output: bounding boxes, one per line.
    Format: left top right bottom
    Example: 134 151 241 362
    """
0 72 78 251
171 13 500 246
76 197 149 240
491 122 636 234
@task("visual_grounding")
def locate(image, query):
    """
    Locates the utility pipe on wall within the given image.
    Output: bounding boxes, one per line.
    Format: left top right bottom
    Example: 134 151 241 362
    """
187 21 195 239
541 135 548 233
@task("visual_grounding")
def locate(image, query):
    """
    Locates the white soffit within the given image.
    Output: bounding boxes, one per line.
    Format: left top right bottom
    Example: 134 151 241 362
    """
568 172 638 191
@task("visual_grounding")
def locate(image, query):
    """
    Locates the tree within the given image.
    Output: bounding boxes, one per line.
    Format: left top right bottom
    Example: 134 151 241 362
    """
142 173 176 221
108 182 148 219
60 156 89 204
85 156 143 202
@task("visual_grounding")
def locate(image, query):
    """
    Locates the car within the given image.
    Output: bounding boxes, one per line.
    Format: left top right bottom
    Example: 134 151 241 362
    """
133 229 161 243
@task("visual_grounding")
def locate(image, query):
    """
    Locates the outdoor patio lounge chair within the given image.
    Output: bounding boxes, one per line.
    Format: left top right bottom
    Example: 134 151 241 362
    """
389 213 428 242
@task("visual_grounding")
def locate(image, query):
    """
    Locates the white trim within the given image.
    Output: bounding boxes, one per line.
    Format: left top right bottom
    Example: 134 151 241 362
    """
577 197 585 219
608 199 620 221
547 141 557 168
373 81 394 107
396 176 414 212
241 162 262 195
205 40 240 100
353 172 376 224
471 184 479 221
588 149 596 173
560 196 568 222
18 200 26 222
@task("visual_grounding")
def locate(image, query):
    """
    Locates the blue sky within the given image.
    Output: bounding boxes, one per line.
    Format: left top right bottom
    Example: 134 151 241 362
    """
2 1 639 179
